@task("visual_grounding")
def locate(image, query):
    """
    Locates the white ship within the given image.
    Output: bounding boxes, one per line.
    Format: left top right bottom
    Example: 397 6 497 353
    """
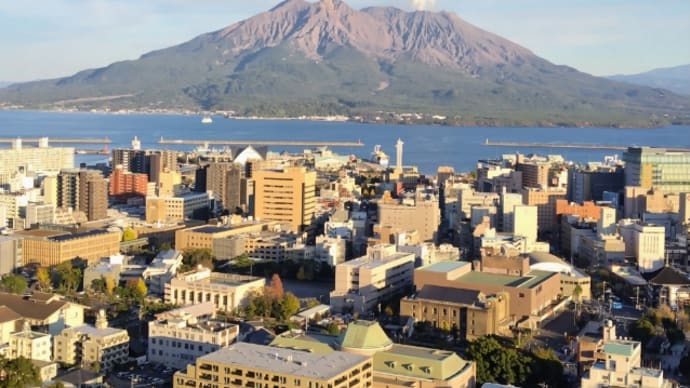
201 115 213 124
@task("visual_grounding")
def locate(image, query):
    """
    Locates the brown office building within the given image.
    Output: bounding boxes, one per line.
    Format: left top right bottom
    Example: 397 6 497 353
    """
205 162 243 212
522 187 567 232
58 168 108 221
400 286 510 340
253 166 316 232
414 261 561 321
21 229 121 266
173 342 373 388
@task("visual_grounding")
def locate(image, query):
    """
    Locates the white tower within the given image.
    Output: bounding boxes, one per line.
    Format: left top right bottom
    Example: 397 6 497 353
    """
131 136 141 150
395 138 404 171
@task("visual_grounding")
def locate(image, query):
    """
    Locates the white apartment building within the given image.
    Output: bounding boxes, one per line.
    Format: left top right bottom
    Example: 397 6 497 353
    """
164 267 265 313
619 221 666 273
513 205 538 247
313 235 347 267
148 304 238 370
142 249 184 296
330 244 415 313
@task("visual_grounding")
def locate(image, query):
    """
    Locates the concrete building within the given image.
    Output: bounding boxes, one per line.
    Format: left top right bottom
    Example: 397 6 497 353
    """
173 342 372 388
108 164 148 200
57 168 108 221
522 187 567 232
205 162 242 212
145 191 210 224
513 205 538 247
0 139 74 184
253 166 316 232
623 147 690 194
457 188 499 220
53 310 129 372
527 252 592 301
21 229 121 266
330 244 415 313
0 235 22 276
400 286 510 340
516 158 550 188
8 321 52 362
313 235 347 267
581 324 670 388
555 200 606 221
681 192 690 225
148 303 238 370
624 186 680 219
174 220 278 252
499 191 523 233
619 221 666 273
377 191 441 243
414 261 561 321
142 249 184 296
0 292 85 335
24 202 56 227
270 320 477 388
567 164 624 203
164 267 266 312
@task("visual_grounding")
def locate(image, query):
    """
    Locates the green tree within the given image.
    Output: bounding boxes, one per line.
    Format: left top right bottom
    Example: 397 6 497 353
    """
466 336 531 385
0 274 27 294
35 267 51 291
279 292 300 321
54 261 82 293
323 322 341 335
629 318 655 347
159 242 172 251
304 298 320 309
126 278 147 301
90 278 106 294
529 347 566 387
245 300 257 320
296 266 306 281
0 356 41 388
122 227 138 242
47 381 65 388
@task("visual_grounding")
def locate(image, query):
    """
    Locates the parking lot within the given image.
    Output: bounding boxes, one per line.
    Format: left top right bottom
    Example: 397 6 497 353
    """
106 362 175 387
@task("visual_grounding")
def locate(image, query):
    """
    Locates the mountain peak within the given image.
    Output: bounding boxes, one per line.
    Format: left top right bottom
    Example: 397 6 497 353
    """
1 0 687 127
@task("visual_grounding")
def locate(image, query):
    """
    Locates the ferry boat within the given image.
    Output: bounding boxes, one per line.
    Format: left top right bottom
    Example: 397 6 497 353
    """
201 115 213 124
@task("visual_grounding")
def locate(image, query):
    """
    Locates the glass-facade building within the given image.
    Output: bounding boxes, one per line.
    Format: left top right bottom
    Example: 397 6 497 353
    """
623 147 690 194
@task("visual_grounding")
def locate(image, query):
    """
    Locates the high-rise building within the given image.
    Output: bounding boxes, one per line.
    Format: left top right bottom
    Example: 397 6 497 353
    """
513 205 538 246
567 165 624 203
376 191 441 242
108 165 148 200
500 191 523 233
522 187 567 232
623 147 690 194
253 166 316 232
58 168 108 221
517 160 550 188
206 162 242 212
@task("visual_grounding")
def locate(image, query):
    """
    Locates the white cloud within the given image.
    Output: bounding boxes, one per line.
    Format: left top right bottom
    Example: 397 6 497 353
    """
410 0 435 11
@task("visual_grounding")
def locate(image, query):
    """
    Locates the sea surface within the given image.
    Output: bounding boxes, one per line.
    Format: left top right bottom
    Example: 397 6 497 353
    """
1 110 689 174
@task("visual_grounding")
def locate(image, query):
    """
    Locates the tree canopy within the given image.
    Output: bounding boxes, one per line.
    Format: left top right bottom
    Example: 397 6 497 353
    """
181 248 214 272
0 274 27 294
0 356 41 388
465 336 531 386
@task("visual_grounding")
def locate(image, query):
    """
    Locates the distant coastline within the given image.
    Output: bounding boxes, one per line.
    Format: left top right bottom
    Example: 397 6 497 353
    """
0 105 683 129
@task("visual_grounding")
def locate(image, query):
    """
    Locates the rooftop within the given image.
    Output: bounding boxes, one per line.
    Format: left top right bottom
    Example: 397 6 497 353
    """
421 261 470 273
454 270 555 289
68 324 128 338
339 320 393 351
603 340 639 357
0 292 74 321
411 285 480 306
344 252 415 269
49 229 114 242
198 342 369 380
374 344 471 381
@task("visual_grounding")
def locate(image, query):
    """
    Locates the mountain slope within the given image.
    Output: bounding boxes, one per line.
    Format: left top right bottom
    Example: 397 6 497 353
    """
608 64 690 96
1 0 688 126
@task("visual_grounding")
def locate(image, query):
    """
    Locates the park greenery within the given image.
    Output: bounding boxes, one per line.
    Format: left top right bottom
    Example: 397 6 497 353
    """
465 336 566 387
244 274 300 321
629 305 687 348
0 356 41 388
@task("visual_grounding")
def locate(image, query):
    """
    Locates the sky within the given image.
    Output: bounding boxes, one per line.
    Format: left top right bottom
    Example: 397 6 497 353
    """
0 0 688 82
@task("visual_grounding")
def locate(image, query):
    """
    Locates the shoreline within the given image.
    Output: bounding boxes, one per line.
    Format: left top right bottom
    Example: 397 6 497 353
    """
0 106 682 129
